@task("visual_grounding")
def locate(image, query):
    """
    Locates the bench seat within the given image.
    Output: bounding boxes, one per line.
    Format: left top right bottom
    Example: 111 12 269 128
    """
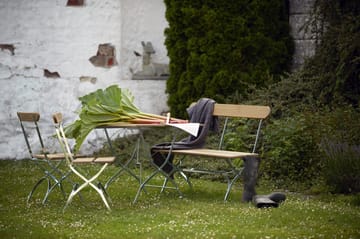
158 148 258 158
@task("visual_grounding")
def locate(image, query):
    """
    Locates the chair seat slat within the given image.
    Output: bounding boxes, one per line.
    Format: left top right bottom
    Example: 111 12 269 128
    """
72 157 95 164
94 157 116 164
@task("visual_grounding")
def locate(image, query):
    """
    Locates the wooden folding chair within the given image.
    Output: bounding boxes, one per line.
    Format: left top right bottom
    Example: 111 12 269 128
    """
53 113 115 211
17 112 73 205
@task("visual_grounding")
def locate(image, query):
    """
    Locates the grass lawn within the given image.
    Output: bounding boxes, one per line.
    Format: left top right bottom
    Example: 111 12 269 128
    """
0 159 359 239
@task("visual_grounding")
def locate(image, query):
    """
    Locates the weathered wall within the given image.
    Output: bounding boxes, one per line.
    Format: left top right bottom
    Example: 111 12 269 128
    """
0 0 169 159
289 0 316 70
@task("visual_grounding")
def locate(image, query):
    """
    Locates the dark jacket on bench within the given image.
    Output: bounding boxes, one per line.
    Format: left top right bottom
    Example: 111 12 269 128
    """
151 98 218 175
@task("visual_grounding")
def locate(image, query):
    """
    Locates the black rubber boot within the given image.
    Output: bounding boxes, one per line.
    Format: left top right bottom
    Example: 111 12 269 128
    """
252 192 286 208
268 192 286 203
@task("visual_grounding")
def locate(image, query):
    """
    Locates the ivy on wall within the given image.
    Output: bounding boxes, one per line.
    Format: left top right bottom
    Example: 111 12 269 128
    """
164 0 294 117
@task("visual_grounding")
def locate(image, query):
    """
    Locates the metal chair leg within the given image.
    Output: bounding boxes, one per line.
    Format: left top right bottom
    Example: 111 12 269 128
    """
63 164 112 212
27 176 47 204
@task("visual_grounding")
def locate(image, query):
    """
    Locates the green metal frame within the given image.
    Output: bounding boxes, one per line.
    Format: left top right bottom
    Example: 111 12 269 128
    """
102 127 142 189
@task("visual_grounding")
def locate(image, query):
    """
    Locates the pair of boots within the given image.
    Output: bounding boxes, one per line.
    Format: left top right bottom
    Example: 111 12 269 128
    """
253 192 286 208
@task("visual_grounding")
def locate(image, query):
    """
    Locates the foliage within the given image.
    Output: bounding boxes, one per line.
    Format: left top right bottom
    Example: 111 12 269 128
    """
234 0 360 191
260 114 321 188
245 70 320 119
259 105 360 190
314 106 360 145
164 0 293 117
1 160 360 238
316 106 360 194
305 0 360 107
320 139 360 194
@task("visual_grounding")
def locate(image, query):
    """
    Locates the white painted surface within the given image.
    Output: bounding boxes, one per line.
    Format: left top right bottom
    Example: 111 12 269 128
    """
0 0 169 159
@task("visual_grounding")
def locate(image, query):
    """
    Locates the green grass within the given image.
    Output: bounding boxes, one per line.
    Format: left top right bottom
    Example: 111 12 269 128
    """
1 159 359 239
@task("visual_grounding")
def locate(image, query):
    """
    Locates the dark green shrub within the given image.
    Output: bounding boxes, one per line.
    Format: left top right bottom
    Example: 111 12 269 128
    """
237 0 360 190
259 106 360 190
164 0 293 118
317 106 360 194
260 114 321 188
305 0 360 107
241 0 360 116
315 106 360 145
320 139 360 194
245 70 320 119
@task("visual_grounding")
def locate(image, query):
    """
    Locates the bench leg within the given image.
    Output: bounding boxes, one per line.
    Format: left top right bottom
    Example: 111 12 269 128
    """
242 156 260 202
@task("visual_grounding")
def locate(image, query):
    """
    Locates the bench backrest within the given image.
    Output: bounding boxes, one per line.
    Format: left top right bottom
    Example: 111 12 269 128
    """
213 104 271 119
212 104 271 153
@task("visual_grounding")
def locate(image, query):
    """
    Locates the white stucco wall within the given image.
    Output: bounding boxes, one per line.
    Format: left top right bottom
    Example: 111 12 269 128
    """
0 0 169 159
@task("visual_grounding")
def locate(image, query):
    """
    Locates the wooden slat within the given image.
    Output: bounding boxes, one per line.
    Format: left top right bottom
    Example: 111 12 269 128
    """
52 112 63 124
213 104 271 119
34 153 66 160
94 156 116 164
34 153 82 160
157 148 258 159
73 157 95 164
17 112 40 122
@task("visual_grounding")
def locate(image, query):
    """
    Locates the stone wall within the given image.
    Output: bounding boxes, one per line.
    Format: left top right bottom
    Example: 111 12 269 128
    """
289 0 316 70
0 0 169 159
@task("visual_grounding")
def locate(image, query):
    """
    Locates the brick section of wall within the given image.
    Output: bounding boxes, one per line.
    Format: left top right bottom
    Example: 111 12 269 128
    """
0 44 15 55
89 43 117 68
66 0 84 6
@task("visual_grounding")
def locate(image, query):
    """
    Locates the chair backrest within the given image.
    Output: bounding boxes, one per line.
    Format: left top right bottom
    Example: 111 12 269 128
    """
212 104 271 153
52 113 73 165
52 112 63 125
17 112 44 158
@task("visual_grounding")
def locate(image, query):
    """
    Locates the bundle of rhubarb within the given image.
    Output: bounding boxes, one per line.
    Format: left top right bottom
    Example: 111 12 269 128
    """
65 85 187 152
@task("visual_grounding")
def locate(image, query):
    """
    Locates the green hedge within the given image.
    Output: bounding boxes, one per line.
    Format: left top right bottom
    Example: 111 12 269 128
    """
260 114 321 187
164 0 293 117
